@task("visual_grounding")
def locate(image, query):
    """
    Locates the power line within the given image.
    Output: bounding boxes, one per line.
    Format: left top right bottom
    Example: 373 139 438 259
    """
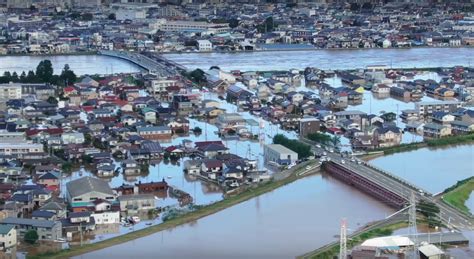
408 191 418 259
339 218 347 259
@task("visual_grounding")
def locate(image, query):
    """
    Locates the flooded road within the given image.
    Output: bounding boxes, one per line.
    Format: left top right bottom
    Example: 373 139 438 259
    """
75 174 394 259
369 144 474 194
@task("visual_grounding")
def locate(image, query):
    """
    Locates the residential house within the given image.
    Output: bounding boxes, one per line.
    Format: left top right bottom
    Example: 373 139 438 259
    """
118 194 155 213
423 123 452 138
122 159 140 175
167 117 190 134
0 217 62 241
195 141 229 158
37 172 60 192
431 112 455 125
137 126 172 140
374 126 402 148
201 159 223 180
66 177 116 212
0 225 16 250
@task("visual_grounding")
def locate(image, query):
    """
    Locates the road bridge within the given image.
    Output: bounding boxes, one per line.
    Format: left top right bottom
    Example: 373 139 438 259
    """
98 50 184 76
301 138 473 231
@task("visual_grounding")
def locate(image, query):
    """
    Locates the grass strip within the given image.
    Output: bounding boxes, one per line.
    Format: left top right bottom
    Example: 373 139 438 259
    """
30 168 311 259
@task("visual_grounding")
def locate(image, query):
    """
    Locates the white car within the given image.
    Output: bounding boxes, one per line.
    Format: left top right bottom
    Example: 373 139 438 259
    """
316 144 321 148
306 166 312 170
341 159 345 164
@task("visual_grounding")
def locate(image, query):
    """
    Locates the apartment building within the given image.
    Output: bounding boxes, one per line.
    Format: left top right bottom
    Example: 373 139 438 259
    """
415 101 463 117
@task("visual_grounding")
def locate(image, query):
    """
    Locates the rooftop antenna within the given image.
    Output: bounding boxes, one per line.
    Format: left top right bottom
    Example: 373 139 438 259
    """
339 218 347 259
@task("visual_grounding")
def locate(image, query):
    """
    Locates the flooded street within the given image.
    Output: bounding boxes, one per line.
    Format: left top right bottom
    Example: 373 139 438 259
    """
369 144 474 194
75 174 394 259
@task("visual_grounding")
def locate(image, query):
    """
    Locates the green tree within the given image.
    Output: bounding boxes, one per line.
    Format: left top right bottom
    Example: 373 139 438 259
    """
26 70 36 83
228 18 239 28
81 13 93 21
307 132 332 144
258 16 275 33
3 71 11 81
418 200 441 228
193 127 202 134
381 112 397 122
273 134 312 158
20 71 26 82
60 64 77 86
36 60 54 83
24 230 39 244
11 72 19 82
187 69 207 84
47 96 58 105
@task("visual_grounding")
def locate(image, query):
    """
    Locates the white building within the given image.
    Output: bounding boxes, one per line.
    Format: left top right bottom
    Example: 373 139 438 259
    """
91 211 120 225
264 144 298 165
61 132 85 145
415 101 463 117
0 82 22 100
0 142 43 156
112 3 152 21
147 78 179 96
0 225 16 250
197 40 213 52
0 130 26 143
153 19 229 33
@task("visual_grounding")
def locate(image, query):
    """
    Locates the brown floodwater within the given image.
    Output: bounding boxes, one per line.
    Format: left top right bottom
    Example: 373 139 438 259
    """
75 173 394 259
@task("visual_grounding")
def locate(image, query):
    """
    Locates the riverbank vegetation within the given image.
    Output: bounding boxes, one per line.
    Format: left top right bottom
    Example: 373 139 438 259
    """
0 60 77 87
306 132 341 147
370 133 474 156
442 177 474 215
31 164 313 259
273 134 313 158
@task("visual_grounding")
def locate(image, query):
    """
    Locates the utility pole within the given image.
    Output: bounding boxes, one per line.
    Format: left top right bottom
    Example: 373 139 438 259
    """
80 222 83 246
408 192 418 259
339 219 347 259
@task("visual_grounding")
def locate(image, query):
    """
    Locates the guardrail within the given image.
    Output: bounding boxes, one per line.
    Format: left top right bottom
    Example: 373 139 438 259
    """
301 137 430 197
363 162 432 197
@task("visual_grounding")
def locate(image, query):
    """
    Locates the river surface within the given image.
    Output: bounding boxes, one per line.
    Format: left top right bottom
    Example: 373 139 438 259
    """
74 174 394 259
0 55 142 75
370 144 474 194
163 48 474 71
1 48 473 76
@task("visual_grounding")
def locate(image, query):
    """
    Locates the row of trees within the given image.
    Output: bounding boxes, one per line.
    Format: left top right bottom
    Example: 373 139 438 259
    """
273 134 313 158
417 200 441 228
0 60 77 87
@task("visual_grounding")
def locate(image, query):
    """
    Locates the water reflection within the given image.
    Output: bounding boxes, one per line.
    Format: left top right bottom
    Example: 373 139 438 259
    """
164 48 474 71
0 55 143 75
370 144 474 193
76 173 394 259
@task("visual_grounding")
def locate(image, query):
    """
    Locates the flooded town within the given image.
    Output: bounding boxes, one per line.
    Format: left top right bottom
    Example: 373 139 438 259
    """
0 1 473 259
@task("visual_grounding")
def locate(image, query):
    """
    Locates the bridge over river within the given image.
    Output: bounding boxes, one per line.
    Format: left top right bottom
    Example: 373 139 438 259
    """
98 50 186 76
301 138 474 232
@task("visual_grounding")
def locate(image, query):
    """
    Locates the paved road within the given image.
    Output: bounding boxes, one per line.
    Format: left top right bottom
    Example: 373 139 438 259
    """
301 138 474 231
